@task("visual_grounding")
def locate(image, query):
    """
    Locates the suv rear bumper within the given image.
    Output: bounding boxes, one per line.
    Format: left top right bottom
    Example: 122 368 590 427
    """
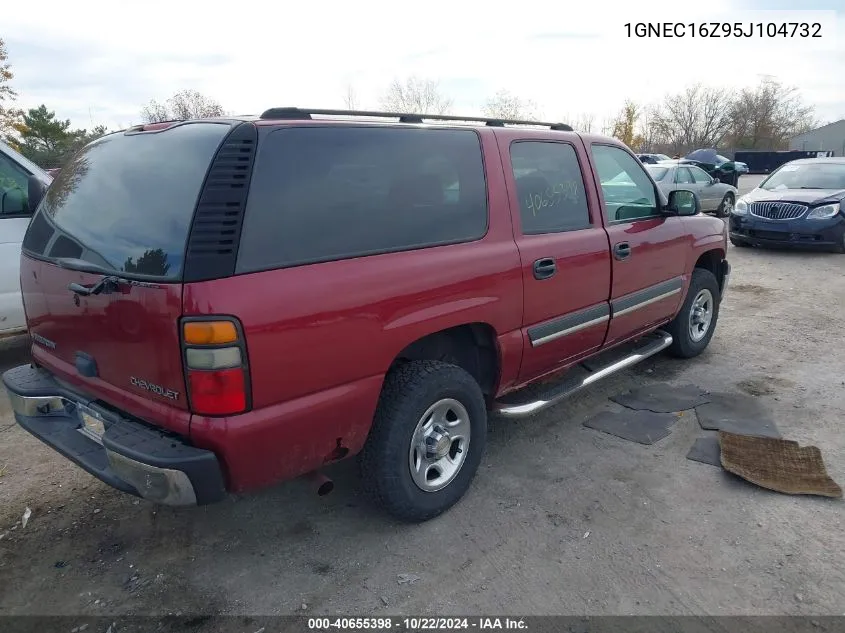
2 364 226 506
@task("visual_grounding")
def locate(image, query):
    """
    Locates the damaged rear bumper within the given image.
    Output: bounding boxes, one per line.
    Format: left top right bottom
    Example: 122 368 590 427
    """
2 364 226 506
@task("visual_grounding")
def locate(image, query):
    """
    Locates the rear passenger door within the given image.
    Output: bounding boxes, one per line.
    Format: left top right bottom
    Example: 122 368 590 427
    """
589 144 689 347
500 137 612 384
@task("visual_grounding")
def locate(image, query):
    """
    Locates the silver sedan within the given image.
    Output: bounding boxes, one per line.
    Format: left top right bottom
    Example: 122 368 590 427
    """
646 161 739 217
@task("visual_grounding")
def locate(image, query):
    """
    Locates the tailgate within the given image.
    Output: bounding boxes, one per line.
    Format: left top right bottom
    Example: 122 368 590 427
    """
18 121 236 433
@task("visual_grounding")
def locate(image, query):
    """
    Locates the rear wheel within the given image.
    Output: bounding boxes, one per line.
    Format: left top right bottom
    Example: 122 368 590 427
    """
716 193 734 218
359 360 487 522
666 268 721 359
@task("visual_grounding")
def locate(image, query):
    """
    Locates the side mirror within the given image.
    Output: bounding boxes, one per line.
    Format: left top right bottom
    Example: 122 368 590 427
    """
712 177 720 184
1 188 26 215
666 189 700 216
27 175 48 213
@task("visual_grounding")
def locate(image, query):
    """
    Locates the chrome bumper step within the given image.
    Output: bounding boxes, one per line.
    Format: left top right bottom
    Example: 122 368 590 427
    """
493 331 673 418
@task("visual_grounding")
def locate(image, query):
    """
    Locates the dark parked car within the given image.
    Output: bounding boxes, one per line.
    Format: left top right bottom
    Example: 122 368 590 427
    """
3 108 729 522
681 149 740 188
730 158 845 252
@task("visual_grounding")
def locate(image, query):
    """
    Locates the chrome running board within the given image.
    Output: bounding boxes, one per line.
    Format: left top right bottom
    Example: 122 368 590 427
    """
493 330 673 418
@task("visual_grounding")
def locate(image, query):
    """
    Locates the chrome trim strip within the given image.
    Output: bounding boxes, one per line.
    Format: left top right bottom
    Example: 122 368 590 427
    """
531 315 610 347
612 288 682 318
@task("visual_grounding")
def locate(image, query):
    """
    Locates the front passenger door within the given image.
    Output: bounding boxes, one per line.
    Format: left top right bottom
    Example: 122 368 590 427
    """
590 144 690 347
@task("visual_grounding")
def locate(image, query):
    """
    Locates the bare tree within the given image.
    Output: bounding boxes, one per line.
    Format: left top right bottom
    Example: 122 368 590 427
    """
635 105 665 152
344 84 358 110
140 100 169 124
380 77 453 114
482 90 538 120
651 84 734 154
140 89 225 123
724 78 816 150
599 116 616 137
569 113 595 133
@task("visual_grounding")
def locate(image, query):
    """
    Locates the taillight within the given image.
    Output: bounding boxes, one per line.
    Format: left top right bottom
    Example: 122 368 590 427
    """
181 317 250 416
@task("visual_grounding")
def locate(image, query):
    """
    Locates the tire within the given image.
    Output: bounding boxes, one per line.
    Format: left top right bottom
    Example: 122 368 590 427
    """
716 193 734 218
359 360 487 522
730 237 750 248
665 268 721 359
834 231 845 254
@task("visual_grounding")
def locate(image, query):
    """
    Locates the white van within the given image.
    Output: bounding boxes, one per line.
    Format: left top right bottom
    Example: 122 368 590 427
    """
0 140 52 335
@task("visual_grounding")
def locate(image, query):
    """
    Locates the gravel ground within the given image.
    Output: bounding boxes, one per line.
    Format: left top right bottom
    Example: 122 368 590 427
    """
1 175 843 617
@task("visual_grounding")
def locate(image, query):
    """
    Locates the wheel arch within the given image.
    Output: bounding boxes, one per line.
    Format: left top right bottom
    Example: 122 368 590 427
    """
693 248 727 296
390 322 501 398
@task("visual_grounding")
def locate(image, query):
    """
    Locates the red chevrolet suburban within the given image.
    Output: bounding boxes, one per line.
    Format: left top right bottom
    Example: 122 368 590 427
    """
3 108 729 521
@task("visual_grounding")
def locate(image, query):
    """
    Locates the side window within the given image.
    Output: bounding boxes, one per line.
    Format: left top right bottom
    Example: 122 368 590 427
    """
675 167 695 184
509 141 590 234
236 127 488 273
0 152 31 216
690 166 712 184
591 145 658 222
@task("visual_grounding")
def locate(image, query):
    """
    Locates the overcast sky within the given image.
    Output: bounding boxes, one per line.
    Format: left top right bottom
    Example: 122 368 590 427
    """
4 0 843 131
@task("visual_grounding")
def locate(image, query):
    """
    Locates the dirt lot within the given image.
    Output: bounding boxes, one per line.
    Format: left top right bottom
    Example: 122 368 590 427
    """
1 175 843 617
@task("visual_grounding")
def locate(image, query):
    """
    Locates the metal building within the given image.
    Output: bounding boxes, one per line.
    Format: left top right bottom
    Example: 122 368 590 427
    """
789 119 845 156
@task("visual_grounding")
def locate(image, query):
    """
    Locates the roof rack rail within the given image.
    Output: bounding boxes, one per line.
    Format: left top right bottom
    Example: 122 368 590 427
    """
258 107 573 132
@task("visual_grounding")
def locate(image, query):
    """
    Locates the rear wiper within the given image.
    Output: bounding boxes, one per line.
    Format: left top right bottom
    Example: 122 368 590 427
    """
56 258 129 296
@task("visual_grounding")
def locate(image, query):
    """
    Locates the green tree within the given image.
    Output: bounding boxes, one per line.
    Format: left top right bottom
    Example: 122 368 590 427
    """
0 38 22 145
15 105 90 168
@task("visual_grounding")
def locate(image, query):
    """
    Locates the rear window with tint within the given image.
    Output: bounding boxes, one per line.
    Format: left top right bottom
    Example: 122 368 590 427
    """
646 166 669 181
235 126 488 273
22 122 231 279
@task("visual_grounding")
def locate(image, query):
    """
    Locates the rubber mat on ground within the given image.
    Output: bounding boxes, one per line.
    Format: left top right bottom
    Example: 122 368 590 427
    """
583 410 678 445
719 431 843 498
695 392 781 438
610 383 710 413
686 436 721 466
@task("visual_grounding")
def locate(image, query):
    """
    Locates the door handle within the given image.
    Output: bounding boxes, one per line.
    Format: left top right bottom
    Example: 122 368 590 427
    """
613 242 632 261
532 258 557 280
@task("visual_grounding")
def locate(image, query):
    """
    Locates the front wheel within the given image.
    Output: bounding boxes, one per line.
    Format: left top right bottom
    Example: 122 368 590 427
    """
716 193 734 218
665 268 721 359
730 237 750 248
359 360 487 522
